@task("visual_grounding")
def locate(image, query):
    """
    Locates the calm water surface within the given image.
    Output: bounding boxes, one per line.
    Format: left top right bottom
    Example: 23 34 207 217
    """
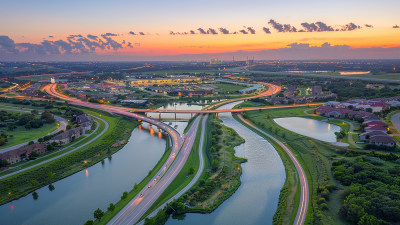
0 128 166 225
166 101 285 225
274 117 341 142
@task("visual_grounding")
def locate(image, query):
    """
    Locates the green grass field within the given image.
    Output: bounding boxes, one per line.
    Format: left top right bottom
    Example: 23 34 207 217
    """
343 73 400 81
214 83 247 94
0 122 58 149
242 107 347 224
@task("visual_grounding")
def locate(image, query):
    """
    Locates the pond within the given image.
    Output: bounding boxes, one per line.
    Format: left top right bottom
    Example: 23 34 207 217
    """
274 117 341 142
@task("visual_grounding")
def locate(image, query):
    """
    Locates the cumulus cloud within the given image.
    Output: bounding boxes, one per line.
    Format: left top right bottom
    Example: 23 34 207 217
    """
268 19 297 32
190 30 196 34
219 28 230 34
139 32 145 35
262 27 271 34
340 23 361 31
247 27 256 34
393 25 400 29
128 31 136 35
239 29 248 34
0 32 130 58
365 24 374 28
87 34 98 40
48 36 54 38
103 33 118 37
0 36 18 53
197 28 207 34
301 22 334 32
207 28 218 35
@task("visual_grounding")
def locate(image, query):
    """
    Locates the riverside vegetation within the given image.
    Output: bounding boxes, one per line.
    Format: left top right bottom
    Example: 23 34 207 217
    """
144 114 246 225
0 105 138 205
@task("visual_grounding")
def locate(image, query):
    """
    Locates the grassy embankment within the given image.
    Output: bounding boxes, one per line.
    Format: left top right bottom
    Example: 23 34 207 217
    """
214 83 247 94
94 137 172 225
240 105 349 224
0 107 138 205
232 114 300 224
143 114 246 225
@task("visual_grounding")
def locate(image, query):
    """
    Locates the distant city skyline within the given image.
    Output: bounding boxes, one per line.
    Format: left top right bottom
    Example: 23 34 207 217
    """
1 0 400 61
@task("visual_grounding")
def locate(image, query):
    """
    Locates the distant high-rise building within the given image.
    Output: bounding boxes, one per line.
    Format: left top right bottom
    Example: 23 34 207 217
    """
51 77 55 84
210 58 223 65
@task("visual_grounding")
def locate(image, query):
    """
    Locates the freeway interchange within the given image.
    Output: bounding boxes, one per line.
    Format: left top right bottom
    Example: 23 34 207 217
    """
43 82 309 225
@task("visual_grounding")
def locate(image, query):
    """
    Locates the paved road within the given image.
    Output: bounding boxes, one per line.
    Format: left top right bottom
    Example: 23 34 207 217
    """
108 116 202 225
0 115 107 179
43 83 197 225
142 115 208 223
237 114 309 225
0 107 68 153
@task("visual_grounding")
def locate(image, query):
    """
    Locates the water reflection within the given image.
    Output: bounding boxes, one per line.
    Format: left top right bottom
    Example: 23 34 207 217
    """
166 101 285 225
274 117 341 142
0 128 166 225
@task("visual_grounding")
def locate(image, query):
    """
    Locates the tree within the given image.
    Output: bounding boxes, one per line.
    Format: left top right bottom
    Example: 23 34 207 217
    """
84 220 94 225
188 167 195 175
93 208 104 220
121 191 128 200
0 159 9 168
107 203 115 211
358 214 379 225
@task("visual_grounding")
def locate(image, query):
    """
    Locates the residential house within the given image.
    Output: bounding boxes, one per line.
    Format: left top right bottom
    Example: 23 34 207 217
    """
0 143 46 164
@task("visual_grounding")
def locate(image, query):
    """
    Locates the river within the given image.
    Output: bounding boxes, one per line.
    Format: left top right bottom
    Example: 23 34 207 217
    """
166 101 286 225
0 127 166 225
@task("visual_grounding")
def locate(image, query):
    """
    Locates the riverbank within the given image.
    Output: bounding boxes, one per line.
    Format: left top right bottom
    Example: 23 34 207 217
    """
143 114 246 225
232 114 300 224
0 108 138 205
93 137 172 225
240 106 347 224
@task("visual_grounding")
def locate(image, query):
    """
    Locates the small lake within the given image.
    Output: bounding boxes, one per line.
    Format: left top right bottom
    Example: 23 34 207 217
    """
274 117 341 142
0 127 166 225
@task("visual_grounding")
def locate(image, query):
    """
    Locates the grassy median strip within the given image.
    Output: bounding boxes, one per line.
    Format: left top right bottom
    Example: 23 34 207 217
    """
138 118 204 223
0 107 137 205
143 114 247 225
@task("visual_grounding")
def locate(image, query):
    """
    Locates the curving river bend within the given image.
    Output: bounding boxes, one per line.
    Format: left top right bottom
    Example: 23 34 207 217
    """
166 101 286 225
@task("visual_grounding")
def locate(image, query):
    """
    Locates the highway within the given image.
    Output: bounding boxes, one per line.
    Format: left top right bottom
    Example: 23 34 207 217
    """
142 115 208 223
237 114 309 225
43 83 200 225
44 82 308 224
108 115 203 225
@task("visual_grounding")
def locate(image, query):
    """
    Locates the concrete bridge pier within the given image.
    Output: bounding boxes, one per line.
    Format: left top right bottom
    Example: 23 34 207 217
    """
158 113 161 120
216 113 219 117
175 112 177 120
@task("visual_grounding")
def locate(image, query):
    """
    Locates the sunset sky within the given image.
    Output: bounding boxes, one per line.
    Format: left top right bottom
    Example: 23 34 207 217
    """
1 0 400 61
